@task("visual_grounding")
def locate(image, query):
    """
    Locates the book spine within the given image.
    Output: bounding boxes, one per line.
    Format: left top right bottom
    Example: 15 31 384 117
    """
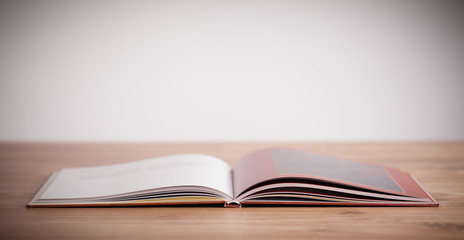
224 201 242 208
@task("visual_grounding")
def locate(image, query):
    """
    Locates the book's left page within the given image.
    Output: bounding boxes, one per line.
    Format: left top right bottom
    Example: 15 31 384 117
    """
28 154 233 207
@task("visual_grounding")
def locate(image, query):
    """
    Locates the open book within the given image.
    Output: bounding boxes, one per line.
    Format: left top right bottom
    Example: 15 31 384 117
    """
28 148 438 207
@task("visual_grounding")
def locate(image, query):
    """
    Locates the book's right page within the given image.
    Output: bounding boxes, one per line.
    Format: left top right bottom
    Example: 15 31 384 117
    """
232 148 438 206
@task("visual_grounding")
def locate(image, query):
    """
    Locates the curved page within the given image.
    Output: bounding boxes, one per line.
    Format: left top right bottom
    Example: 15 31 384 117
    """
40 154 233 200
232 148 428 199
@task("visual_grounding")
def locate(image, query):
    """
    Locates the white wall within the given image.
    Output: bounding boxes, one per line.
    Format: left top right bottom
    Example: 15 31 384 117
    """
1 0 463 142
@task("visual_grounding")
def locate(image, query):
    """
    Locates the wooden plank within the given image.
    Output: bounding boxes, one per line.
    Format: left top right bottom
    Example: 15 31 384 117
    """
0 142 463 239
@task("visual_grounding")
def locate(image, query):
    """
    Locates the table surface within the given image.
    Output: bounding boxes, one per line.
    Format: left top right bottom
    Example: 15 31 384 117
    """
0 142 463 239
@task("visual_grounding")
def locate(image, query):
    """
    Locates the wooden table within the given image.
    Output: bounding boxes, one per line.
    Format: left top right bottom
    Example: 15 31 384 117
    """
0 142 463 239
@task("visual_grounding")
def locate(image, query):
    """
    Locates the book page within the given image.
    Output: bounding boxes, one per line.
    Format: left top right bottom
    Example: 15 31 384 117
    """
270 149 403 192
40 154 233 200
232 148 406 198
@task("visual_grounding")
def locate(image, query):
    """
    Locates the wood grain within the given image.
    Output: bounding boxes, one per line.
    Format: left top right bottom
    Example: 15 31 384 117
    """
0 142 463 239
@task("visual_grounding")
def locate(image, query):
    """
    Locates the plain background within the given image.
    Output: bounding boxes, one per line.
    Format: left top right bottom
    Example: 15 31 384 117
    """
1 0 463 142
